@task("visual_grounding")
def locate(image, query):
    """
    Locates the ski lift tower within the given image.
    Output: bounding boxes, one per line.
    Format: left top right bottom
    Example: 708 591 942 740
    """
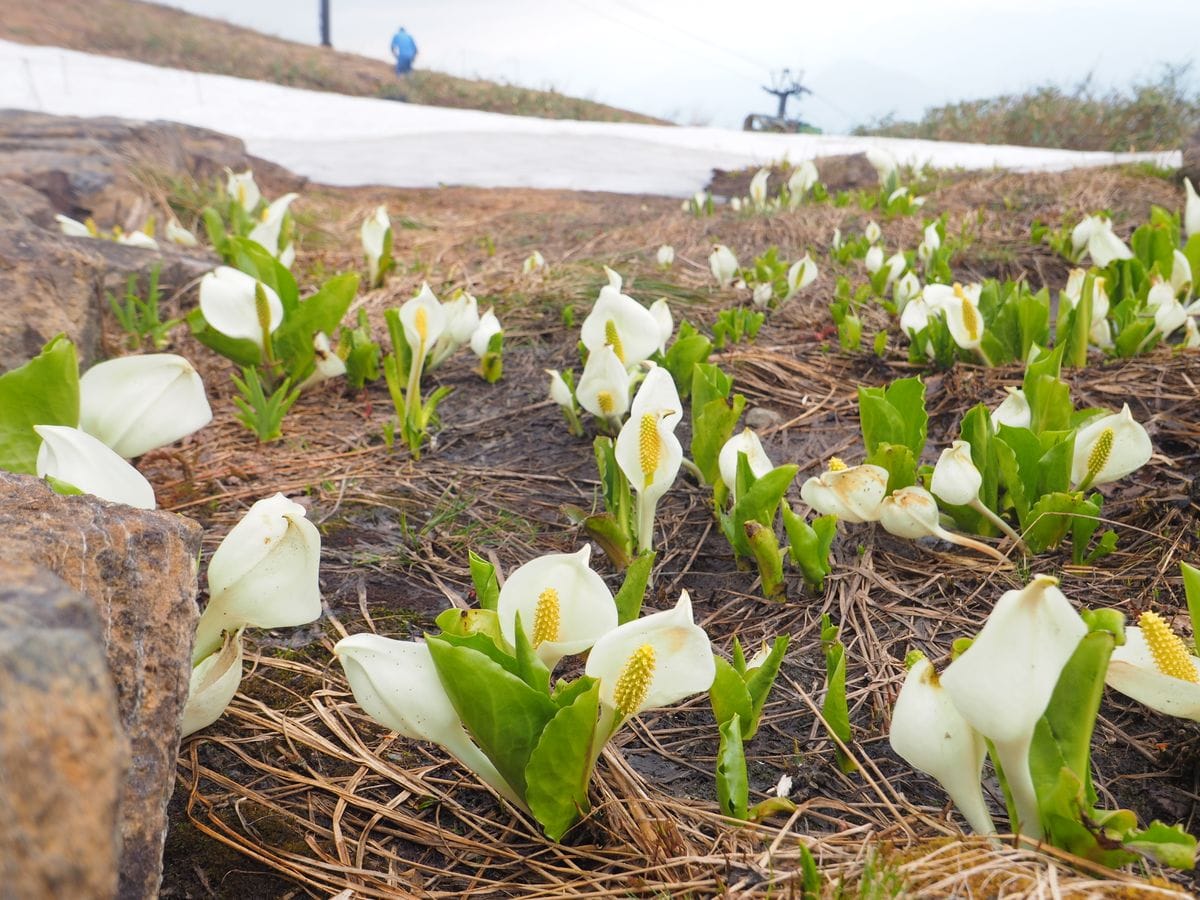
743 68 817 133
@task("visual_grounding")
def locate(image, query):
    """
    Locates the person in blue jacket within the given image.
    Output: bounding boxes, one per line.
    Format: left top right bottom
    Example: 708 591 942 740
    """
390 27 417 75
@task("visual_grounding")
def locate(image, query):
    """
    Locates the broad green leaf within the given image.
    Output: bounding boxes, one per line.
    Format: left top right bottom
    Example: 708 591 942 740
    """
863 443 916 493
747 796 798 822
513 612 552 695
720 463 797 557
524 678 601 840
1023 491 1085 554
716 714 749 820
186 308 264 367
0 335 79 474
273 273 359 380
782 508 836 592
1123 821 1199 870
435 607 504 644
614 550 654 624
745 523 785 601
1182 562 1200 654
426 637 556 798
709 655 753 730
227 237 299 311
692 394 746 485
469 550 500 611
581 512 634 571
820 615 857 774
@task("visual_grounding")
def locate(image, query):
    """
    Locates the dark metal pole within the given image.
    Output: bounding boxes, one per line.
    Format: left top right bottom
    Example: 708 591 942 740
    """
319 0 331 47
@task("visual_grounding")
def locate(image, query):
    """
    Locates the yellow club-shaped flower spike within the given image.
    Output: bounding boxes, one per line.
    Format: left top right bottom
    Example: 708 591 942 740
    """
193 493 322 663
334 634 522 806
889 654 995 835
1070 404 1152 490
580 280 661 368
496 546 618 671
576 344 630 422
1105 611 1200 721
940 575 1087 840
585 590 715 721
799 460 889 524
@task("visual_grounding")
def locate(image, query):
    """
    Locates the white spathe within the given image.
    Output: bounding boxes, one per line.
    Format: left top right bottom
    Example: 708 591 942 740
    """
247 192 299 258
335 634 522 805
181 628 244 738
656 244 675 268
299 332 347 390
399 283 448 359
34 424 156 509
584 590 715 716
785 256 818 299
56 214 92 237
940 575 1087 840
193 493 321 663
629 364 683 429
866 146 898 183
1185 178 1200 239
748 168 770 208
718 428 774 502
752 283 773 308
889 656 995 835
361 205 390 286
648 298 673 354
117 231 158 250
198 266 283 348
79 353 212 458
864 245 884 274
576 344 630 420
930 440 982 508
546 369 573 409
709 244 739 289
991 387 1031 430
496 546 618 670
165 219 198 247
580 284 662 368
800 463 889 524
470 308 502 358
225 168 261 212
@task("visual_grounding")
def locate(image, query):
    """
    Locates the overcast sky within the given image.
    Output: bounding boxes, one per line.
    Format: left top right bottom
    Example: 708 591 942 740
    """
154 1 1198 132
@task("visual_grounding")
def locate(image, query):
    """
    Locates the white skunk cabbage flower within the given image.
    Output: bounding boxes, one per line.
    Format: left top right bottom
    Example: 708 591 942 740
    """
749 168 770 207
117 231 159 250
865 245 884 274
991 387 1031 430
800 459 888 523
718 428 774 503
497 546 618 670
752 283 774 308
930 440 982 508
1071 215 1132 267
615 393 683 553
894 271 921 309
198 266 283 349
165 219 198 247
580 284 661 368
1105 611 1200 721
786 255 818 299
1070 404 1152 489
522 250 546 274
889 654 995 835
940 575 1087 839
181 628 244 738
248 192 299 259
79 353 212 458
925 283 983 352
1170 250 1192 299
576 344 630 422
917 222 941 263
585 590 715 719
225 168 261 212
299 332 347 390
884 252 907 286
470 308 501 358
709 244 739 289
787 160 818 205
193 493 321 663
629 364 683 429
399 283 447 361
649 298 674 354
34 425 156 510
1185 178 1200 239
879 485 1007 561
864 220 882 245
656 244 675 268
334 635 522 805
55 214 93 238
361 205 391 287
866 146 898 184
546 369 573 409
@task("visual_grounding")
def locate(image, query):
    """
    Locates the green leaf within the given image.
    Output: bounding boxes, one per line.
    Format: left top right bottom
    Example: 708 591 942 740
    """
273 273 359 381
1123 821 1199 870
863 443 916 493
187 308 264 367
661 322 712 396
581 512 634 571
512 612 552 695
820 615 857 773
709 655 753 730
468 550 501 611
434 607 504 644
1182 562 1200 654
692 394 746 486
795 842 822 898
858 377 926 457
716 714 749 820
226 237 299 311
745 521 785 601
744 635 788 740
524 679 601 840
721 464 798 557
0 335 80 474
782 508 836 592
426 636 557 798
614 551 654 624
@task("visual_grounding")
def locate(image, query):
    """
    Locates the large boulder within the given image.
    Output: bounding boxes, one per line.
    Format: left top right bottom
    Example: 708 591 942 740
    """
0 474 202 900
0 560 127 900
1182 127 1200 188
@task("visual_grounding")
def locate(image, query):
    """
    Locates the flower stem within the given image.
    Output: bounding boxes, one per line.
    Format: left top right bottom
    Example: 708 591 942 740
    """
405 341 426 433
969 499 1029 554
635 491 656 554
933 525 1008 562
994 735 1043 840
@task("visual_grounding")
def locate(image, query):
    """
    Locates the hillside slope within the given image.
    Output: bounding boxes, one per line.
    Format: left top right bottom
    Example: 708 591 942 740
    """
0 0 666 125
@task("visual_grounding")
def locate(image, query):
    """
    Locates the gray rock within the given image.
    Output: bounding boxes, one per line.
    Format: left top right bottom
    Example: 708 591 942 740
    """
0 473 203 900
0 560 127 900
